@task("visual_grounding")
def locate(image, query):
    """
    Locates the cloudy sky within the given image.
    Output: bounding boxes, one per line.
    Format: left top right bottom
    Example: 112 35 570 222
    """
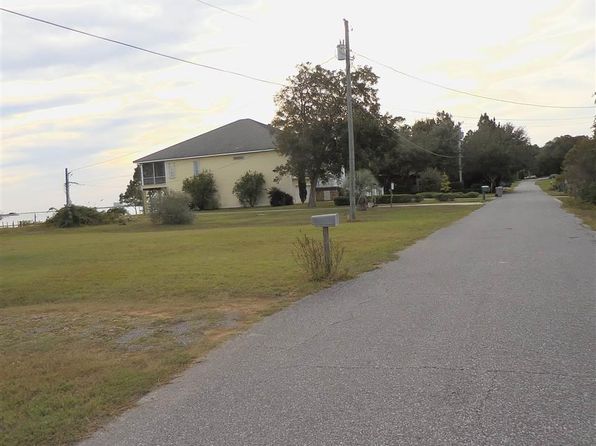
1 0 594 213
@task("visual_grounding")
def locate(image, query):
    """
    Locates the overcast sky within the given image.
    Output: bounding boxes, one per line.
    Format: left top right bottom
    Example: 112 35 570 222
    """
1 0 594 213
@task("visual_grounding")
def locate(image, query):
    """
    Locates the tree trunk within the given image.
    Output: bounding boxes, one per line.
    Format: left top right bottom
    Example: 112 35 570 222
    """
308 175 318 208
298 173 307 204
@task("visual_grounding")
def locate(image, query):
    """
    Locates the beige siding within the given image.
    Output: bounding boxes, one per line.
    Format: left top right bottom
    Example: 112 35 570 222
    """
142 150 298 208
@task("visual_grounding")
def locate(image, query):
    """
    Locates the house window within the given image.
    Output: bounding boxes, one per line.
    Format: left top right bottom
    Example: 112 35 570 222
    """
167 162 176 180
193 160 200 176
142 162 166 185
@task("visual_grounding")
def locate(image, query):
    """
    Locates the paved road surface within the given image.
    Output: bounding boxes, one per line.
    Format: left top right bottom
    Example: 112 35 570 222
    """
82 181 595 445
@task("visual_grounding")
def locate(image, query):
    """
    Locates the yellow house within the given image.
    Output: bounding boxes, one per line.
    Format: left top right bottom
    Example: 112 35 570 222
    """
134 119 299 208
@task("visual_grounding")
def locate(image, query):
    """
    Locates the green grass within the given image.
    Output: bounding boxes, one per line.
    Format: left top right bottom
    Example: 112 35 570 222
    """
535 179 596 229
0 204 480 445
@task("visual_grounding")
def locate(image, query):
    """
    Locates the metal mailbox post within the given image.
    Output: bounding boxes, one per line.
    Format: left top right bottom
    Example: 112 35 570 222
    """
311 214 340 275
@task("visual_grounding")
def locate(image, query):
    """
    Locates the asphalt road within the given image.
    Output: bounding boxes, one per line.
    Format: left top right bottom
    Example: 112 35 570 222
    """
82 181 595 445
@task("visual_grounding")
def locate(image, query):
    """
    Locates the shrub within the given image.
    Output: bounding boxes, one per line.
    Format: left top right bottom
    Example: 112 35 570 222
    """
417 192 438 199
182 170 219 210
293 233 345 281
435 193 455 202
233 171 265 207
375 194 418 204
463 192 479 198
419 168 442 192
268 187 294 206
440 172 451 192
413 195 424 202
46 205 107 228
334 196 350 206
343 169 379 211
148 191 194 225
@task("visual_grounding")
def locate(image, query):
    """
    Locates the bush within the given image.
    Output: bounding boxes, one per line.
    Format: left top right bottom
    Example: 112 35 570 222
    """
440 172 451 192
419 168 442 192
374 194 419 204
435 193 455 202
463 192 479 198
46 205 108 228
148 191 194 225
182 170 218 210
334 196 350 206
293 233 345 281
417 192 438 199
233 171 265 207
268 187 294 206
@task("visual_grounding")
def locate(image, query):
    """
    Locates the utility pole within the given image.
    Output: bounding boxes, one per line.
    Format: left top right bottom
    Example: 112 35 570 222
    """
457 130 463 186
64 168 72 206
344 19 356 221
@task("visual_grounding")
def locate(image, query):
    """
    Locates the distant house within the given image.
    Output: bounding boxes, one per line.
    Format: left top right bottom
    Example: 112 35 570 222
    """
134 119 300 208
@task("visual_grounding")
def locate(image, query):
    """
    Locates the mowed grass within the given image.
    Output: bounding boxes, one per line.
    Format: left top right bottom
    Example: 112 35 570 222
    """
535 178 596 229
0 204 479 445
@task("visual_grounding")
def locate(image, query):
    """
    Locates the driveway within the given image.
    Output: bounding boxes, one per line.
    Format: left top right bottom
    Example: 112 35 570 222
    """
82 181 595 445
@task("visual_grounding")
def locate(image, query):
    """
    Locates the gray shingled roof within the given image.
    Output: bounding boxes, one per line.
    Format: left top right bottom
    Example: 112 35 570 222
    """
134 118 276 163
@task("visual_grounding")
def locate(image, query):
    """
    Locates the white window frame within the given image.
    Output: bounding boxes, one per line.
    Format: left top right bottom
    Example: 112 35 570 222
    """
193 160 200 176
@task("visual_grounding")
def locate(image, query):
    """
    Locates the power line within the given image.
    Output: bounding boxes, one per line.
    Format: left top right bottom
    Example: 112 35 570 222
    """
357 52 595 110
71 149 146 172
194 0 253 21
397 134 457 158
400 108 594 122
0 7 284 87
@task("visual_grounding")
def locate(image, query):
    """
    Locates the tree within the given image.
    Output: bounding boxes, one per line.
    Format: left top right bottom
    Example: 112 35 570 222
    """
343 169 379 210
418 167 442 192
233 171 266 207
410 111 462 179
272 63 386 207
563 137 596 203
182 170 218 210
463 114 532 190
536 135 586 176
119 166 143 210
440 172 451 192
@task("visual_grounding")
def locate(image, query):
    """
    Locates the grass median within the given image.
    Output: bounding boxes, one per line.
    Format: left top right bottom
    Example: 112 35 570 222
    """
1 204 480 445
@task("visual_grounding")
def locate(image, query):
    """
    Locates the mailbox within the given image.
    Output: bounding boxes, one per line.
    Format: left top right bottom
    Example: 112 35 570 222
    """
311 214 339 227
481 185 490 193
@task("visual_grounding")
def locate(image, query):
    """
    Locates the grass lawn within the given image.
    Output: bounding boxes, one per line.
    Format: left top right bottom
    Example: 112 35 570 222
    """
535 178 596 230
0 204 480 445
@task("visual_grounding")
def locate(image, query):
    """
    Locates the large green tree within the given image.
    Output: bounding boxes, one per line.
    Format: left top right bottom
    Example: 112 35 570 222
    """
410 111 462 179
119 166 143 210
463 114 532 190
272 63 390 207
536 135 586 176
563 136 596 203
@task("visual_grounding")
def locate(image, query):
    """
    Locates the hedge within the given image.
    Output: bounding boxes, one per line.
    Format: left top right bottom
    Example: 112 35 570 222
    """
375 194 423 204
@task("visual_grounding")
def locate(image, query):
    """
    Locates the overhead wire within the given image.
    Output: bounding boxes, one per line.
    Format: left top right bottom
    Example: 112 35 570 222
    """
400 108 594 122
356 52 595 110
397 134 457 158
0 7 285 87
194 0 253 21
